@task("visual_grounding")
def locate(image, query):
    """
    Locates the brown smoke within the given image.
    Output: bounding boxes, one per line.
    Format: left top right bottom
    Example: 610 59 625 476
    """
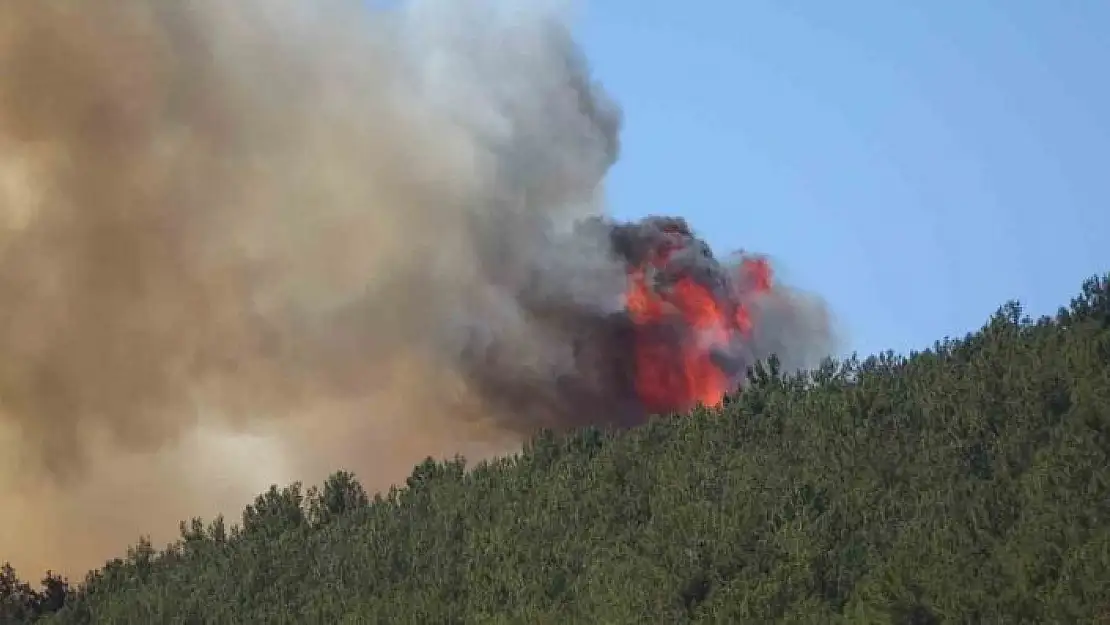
0 0 621 576
0 0 833 577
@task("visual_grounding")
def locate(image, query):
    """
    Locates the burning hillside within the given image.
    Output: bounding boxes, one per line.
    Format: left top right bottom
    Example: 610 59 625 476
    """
0 0 832 576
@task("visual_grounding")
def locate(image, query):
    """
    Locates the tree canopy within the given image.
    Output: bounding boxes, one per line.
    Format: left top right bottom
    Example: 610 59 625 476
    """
4 274 1109 624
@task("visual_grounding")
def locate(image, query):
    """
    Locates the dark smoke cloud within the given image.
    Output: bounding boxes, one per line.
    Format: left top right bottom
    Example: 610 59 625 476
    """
0 0 833 576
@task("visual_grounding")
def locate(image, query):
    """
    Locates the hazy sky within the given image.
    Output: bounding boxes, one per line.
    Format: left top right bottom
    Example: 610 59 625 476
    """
573 1 1109 357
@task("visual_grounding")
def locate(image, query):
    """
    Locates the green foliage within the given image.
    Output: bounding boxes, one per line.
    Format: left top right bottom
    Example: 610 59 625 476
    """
307 470 371 527
0 565 69 623
4 273 1110 624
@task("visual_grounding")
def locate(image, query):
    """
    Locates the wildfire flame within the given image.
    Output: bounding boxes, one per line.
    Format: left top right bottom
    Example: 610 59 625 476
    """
620 221 773 415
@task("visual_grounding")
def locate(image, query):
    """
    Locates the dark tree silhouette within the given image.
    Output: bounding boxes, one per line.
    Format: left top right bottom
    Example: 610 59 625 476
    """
4 273 1109 624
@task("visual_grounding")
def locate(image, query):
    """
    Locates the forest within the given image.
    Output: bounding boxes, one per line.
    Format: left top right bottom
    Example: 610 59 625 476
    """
2 274 1108 623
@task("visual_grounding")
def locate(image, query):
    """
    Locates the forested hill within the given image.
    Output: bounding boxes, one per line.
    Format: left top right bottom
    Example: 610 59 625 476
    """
3 275 1109 624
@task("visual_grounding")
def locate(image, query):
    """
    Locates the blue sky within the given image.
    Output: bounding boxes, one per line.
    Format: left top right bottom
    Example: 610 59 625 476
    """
572 2 1109 357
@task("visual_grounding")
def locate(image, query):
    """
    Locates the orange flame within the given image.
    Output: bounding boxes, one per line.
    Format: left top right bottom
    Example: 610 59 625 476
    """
625 252 772 415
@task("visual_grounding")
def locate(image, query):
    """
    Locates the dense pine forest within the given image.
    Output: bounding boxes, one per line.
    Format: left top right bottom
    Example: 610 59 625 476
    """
3 274 1108 623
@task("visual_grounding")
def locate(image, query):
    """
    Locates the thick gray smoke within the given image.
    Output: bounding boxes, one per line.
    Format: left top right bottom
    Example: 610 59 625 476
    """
0 0 833 576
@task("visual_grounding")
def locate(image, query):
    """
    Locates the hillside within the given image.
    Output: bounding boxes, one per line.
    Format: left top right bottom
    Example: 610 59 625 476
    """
3 274 1109 624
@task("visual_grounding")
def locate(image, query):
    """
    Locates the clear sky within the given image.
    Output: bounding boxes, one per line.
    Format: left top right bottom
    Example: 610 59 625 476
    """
573 2 1109 358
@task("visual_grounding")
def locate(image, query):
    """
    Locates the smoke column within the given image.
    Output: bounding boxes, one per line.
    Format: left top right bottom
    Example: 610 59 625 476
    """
0 0 833 577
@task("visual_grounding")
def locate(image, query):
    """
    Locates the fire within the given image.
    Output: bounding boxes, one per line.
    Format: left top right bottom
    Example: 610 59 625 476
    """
622 227 773 415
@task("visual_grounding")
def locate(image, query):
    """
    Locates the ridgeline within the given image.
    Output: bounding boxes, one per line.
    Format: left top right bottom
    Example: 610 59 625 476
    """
4 275 1109 624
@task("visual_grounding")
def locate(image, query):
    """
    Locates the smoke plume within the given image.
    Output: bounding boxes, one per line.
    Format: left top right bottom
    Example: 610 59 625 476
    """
0 0 833 576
